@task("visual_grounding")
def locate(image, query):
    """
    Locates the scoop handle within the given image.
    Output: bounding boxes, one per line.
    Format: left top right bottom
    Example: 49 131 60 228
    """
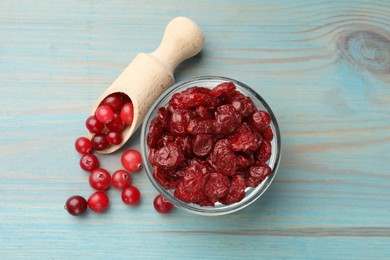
90 17 205 154
150 16 205 74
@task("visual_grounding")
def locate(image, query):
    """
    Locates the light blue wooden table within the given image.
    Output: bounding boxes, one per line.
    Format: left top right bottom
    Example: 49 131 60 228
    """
1 0 389 259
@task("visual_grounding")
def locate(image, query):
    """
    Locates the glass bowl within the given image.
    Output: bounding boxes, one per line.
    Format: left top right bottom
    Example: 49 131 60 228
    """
140 76 281 216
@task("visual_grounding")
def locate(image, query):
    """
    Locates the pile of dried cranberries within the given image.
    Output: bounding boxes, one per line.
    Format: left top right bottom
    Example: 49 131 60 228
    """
65 93 173 216
146 82 273 207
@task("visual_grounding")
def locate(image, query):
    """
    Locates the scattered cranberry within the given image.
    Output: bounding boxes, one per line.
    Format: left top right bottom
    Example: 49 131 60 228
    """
121 186 141 205
75 137 92 154
65 195 88 216
79 154 99 172
106 131 123 145
112 170 131 189
121 149 143 172
95 105 114 124
88 191 109 212
91 133 108 151
120 102 134 125
153 194 174 214
89 168 111 190
85 116 104 134
103 93 123 112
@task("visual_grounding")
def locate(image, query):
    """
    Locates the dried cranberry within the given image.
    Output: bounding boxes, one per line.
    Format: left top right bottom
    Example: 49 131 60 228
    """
230 130 258 152
169 109 193 136
195 106 213 119
208 139 237 176
148 148 157 165
236 153 255 168
231 97 256 118
219 174 246 205
169 92 212 109
182 164 209 193
183 86 211 94
246 163 271 187
213 104 242 135
197 197 216 207
177 136 194 158
203 172 230 199
262 126 274 141
250 110 271 132
153 166 184 189
154 141 185 168
158 107 169 127
192 134 214 157
256 140 272 163
187 119 214 135
147 118 164 148
210 82 236 98
174 180 205 203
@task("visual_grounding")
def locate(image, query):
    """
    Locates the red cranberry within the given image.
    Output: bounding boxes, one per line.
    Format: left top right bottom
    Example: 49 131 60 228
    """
103 93 123 112
153 194 173 214
112 170 131 189
121 149 142 172
85 115 105 134
106 113 126 132
95 105 114 124
121 186 141 205
91 133 108 151
79 154 99 172
106 131 122 145
120 102 134 125
88 191 109 212
89 168 111 190
75 137 92 154
65 195 88 216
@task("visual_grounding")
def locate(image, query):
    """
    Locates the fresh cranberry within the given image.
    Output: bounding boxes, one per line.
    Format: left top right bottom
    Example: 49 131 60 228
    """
120 102 134 125
65 195 88 216
103 93 123 112
106 131 122 145
112 170 131 189
121 186 141 205
79 154 99 172
75 137 92 154
91 133 108 151
121 149 143 172
120 93 131 104
95 105 114 124
89 168 111 190
85 116 105 134
106 113 126 132
153 194 174 214
88 191 109 212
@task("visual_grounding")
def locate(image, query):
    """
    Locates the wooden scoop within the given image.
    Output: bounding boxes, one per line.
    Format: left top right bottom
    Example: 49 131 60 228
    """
89 17 205 154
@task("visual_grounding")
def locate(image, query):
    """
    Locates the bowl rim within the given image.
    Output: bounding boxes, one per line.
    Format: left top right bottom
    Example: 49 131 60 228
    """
140 76 281 216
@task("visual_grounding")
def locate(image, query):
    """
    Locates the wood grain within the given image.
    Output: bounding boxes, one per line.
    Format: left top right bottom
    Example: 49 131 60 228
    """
1 0 390 259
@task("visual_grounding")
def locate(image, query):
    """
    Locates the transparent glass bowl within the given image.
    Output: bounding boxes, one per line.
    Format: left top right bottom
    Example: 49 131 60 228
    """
140 76 281 216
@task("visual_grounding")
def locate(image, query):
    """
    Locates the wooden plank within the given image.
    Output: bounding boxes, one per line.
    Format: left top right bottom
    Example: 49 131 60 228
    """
1 0 390 259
